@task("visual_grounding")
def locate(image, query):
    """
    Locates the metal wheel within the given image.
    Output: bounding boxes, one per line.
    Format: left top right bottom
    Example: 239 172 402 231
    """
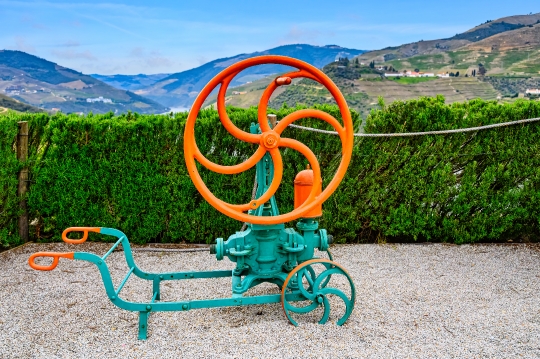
281 258 355 326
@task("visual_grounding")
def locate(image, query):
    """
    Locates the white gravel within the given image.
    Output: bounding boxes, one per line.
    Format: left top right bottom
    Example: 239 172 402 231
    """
1 242 540 358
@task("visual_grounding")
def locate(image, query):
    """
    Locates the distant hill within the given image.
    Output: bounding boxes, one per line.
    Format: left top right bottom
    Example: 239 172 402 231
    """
0 50 168 114
0 93 43 113
357 12 540 62
136 44 367 108
370 24 540 78
204 59 502 118
204 13 540 119
90 73 171 91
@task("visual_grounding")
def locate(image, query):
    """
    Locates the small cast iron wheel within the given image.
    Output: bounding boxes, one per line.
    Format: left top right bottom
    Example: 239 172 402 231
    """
281 258 355 326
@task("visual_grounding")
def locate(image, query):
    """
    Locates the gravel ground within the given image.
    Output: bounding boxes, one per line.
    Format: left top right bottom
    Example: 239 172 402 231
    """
1 242 540 358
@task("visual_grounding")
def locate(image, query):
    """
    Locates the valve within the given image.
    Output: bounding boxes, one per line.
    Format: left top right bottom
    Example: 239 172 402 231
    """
210 238 224 260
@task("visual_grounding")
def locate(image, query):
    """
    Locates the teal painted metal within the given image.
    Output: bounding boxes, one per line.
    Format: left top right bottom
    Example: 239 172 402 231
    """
29 119 355 340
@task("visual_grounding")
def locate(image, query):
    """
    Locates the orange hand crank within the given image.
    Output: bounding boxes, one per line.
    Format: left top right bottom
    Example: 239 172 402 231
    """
184 55 354 225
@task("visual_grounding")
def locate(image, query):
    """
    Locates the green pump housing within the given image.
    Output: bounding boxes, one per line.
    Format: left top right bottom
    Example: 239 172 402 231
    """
210 121 332 295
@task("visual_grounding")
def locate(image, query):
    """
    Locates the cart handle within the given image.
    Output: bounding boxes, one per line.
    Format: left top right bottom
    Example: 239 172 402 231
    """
28 252 74 271
62 227 101 244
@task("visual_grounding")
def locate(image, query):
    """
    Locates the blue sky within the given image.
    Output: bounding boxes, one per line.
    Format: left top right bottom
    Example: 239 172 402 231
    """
0 0 538 75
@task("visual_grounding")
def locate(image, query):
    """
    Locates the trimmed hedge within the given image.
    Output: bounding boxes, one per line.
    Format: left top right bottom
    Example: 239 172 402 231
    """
0 115 20 248
1 97 540 247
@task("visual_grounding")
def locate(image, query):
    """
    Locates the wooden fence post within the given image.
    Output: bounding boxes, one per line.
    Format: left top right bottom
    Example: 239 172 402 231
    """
267 114 277 128
17 121 29 242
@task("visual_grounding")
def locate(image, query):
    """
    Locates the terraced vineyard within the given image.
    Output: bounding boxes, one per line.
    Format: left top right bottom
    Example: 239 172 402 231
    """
205 63 503 118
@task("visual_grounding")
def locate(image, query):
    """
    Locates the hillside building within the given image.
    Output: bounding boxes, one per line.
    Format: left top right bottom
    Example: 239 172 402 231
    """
384 72 403 77
86 96 113 103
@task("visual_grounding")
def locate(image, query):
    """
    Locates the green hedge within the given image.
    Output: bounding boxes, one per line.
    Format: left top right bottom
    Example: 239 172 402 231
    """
0 115 20 248
334 96 540 243
1 97 540 247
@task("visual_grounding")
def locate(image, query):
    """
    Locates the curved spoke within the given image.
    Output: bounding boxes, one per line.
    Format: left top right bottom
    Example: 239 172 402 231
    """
318 296 331 324
274 109 346 141
194 146 265 175
284 301 319 314
257 70 317 133
313 268 343 291
319 287 354 325
319 287 352 308
296 270 317 301
304 266 316 288
217 73 260 144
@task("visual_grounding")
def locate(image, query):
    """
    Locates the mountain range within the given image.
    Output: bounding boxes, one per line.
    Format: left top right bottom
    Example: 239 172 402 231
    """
89 73 171 92
131 44 366 108
203 12 540 118
0 50 168 114
1 12 540 115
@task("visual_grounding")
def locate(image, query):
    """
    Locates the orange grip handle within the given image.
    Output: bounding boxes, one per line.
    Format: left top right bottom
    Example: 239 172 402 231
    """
28 252 74 271
62 227 101 244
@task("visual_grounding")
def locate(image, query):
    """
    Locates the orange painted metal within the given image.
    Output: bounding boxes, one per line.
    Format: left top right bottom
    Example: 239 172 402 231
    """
62 227 101 244
28 252 74 271
294 168 322 218
184 55 354 224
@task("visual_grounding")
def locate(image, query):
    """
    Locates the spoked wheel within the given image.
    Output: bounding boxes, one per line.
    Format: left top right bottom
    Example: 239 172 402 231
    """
281 259 355 326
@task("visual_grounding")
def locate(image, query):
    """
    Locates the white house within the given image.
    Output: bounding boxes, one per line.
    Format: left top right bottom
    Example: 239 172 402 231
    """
525 89 540 95
405 71 421 77
384 73 403 77
87 96 113 103
437 73 450 78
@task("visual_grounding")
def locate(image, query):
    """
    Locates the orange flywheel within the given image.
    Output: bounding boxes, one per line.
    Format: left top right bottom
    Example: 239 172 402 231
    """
184 55 354 225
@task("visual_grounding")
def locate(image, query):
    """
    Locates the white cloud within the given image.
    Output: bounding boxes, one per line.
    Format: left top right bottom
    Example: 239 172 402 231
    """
62 40 80 47
130 47 144 57
127 47 174 69
51 49 97 61
277 25 338 46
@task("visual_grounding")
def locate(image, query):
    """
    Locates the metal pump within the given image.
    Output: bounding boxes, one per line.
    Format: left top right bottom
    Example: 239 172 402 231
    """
28 55 356 339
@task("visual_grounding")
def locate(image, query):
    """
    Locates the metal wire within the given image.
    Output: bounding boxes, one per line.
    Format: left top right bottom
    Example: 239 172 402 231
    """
282 117 540 137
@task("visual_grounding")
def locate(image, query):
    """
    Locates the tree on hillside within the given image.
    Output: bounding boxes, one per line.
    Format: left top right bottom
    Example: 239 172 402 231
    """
414 68 420 73
478 65 486 76
369 61 375 69
455 71 460 77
